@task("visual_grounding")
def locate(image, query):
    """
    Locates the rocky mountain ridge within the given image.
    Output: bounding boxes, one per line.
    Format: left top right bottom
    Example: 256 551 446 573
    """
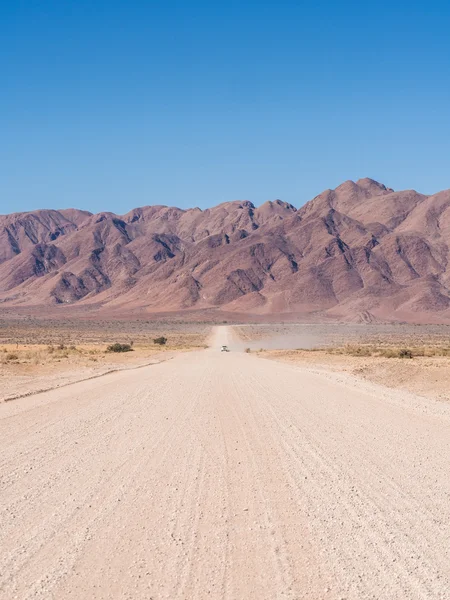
2 178 450 323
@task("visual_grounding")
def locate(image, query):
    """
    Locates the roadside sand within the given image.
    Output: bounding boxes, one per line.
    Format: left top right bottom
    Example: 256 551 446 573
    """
0 321 209 402
0 346 175 402
234 323 450 403
258 349 450 403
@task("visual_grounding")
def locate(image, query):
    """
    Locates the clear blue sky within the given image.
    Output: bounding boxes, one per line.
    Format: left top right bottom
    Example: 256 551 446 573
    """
1 0 450 215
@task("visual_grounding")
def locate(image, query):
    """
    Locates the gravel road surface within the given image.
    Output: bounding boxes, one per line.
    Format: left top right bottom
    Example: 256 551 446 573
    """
1 327 449 599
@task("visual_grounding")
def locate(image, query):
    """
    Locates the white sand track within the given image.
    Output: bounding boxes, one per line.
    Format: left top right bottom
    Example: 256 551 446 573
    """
1 327 449 599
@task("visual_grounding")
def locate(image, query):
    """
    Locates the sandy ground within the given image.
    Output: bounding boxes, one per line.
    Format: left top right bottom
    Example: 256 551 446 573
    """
235 322 450 402
0 317 210 346
1 327 449 599
0 321 208 402
0 346 176 402
259 349 450 404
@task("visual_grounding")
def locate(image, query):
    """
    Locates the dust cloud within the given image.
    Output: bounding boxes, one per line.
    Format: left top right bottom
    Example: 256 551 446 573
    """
230 325 330 352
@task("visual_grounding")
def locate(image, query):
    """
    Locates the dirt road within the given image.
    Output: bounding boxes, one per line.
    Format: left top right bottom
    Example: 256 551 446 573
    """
1 327 449 599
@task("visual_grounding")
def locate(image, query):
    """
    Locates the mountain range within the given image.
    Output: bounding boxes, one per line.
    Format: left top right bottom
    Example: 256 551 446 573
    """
2 178 450 323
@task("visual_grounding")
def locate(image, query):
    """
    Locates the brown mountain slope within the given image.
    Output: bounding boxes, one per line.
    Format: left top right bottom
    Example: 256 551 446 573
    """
1 180 450 323
0 208 92 264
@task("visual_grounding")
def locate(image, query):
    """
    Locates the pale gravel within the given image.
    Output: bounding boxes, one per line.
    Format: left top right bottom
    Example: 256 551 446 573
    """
0 327 449 599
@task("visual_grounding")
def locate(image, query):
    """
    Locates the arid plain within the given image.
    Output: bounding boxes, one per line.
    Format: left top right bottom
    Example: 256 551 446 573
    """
4 317 450 403
1 318 449 599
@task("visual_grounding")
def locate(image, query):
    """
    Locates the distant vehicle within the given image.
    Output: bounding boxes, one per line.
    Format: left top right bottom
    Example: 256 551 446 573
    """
221 345 230 352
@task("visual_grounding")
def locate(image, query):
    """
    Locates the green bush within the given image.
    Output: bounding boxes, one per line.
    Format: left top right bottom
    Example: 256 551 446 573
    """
106 343 133 353
153 336 167 346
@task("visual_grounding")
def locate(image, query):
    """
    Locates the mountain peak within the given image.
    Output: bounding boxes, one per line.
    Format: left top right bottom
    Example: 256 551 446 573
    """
355 177 394 193
335 178 392 194
258 199 296 211
212 200 255 211
332 178 394 208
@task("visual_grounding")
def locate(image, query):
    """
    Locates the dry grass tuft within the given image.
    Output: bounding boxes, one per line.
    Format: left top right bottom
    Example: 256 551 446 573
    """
314 343 450 359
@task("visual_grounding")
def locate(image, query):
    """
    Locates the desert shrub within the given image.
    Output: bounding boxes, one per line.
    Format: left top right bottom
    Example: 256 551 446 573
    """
153 336 167 346
399 348 413 359
6 353 18 361
47 345 54 353
106 343 133 353
58 343 65 350
245 347 251 353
